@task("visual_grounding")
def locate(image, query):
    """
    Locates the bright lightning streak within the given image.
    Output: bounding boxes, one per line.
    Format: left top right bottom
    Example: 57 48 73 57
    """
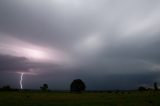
20 73 24 90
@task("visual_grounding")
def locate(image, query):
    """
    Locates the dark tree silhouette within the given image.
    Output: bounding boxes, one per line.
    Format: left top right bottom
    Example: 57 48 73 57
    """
1 85 11 91
70 79 86 92
154 82 158 90
40 83 48 91
138 86 146 91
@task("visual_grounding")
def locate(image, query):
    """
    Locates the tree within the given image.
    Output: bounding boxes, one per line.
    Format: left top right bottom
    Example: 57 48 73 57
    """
70 79 86 92
40 83 48 91
1 85 11 91
154 82 158 90
138 86 146 91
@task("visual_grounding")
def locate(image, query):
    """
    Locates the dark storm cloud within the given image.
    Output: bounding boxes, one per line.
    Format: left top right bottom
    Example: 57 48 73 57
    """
0 54 29 72
0 54 58 73
83 72 160 90
0 0 160 89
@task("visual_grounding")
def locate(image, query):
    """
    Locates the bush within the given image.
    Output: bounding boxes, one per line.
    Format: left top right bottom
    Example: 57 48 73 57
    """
138 86 147 91
1 85 11 91
40 84 48 91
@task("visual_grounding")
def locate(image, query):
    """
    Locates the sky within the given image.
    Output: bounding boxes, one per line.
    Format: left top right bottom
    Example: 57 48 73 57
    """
0 0 160 90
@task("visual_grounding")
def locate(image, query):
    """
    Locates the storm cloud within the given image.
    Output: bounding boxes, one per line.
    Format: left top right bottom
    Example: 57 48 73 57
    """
0 54 58 74
0 0 160 90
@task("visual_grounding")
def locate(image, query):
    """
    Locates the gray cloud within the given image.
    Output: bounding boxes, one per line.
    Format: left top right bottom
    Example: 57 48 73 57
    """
0 54 58 74
0 54 29 72
0 0 160 90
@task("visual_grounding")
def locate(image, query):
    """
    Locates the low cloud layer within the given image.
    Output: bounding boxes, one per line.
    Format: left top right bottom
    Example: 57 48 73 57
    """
0 54 59 74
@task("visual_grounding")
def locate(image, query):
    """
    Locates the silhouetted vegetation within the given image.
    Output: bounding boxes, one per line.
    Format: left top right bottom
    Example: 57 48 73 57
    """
1 85 11 91
138 86 147 91
154 82 158 91
0 85 20 91
40 83 48 91
70 79 86 92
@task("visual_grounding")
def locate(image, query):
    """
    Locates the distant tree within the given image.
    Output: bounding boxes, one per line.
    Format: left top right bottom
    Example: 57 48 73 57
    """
2 85 11 91
154 82 158 90
147 88 153 91
40 83 48 91
138 86 146 91
115 90 120 94
70 79 86 92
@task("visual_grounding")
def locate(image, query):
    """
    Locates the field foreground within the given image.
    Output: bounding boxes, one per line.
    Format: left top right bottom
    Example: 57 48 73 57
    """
0 91 160 106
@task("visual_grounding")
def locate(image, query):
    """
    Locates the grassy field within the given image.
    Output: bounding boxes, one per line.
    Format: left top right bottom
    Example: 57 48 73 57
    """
0 91 160 106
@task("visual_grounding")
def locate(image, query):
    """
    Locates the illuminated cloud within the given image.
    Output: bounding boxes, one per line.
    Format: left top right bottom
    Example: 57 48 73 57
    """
0 35 69 64
0 54 59 74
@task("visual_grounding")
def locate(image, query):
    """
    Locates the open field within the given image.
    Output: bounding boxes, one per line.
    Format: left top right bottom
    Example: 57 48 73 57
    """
0 91 160 106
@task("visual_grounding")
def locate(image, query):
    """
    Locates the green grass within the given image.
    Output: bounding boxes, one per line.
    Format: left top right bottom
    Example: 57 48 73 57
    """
0 91 160 106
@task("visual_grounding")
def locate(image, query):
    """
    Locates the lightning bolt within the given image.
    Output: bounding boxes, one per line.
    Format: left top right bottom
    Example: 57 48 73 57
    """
20 73 24 90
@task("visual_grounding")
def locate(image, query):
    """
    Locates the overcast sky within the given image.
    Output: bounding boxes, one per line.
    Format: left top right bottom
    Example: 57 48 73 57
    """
0 0 160 90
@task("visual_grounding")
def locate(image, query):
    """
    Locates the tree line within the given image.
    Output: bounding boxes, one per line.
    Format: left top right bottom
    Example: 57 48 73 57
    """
0 79 159 92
